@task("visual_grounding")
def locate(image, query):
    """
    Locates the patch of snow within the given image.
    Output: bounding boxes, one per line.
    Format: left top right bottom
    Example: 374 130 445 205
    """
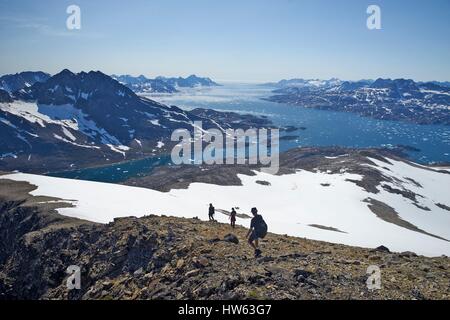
106 144 130 157
156 141 165 149
16 133 29 145
62 127 76 141
134 139 142 147
53 134 100 149
0 116 39 141
26 132 40 138
325 154 349 160
420 89 450 96
48 85 59 93
0 101 128 151
0 153 17 159
0 117 18 129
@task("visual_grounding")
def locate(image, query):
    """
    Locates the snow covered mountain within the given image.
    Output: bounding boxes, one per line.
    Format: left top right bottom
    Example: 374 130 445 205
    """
266 78 344 89
111 74 178 93
112 74 220 94
3 148 450 256
267 78 450 125
155 74 220 88
0 70 244 173
0 71 50 93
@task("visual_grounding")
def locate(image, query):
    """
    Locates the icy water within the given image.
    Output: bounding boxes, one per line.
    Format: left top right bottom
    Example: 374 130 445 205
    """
49 83 450 183
154 83 450 163
49 155 172 183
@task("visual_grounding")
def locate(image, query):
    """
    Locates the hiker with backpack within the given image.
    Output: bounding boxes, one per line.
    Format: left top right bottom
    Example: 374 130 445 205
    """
246 207 267 257
230 208 237 228
208 203 215 221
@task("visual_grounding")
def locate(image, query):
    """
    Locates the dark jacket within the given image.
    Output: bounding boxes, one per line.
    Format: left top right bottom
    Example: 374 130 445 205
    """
250 214 267 236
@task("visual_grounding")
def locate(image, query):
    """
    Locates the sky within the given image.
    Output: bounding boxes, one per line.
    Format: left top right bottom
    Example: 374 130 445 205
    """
0 0 449 82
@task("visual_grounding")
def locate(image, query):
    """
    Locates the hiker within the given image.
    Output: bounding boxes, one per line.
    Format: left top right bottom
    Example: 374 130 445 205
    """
208 203 215 221
230 208 237 228
246 207 268 257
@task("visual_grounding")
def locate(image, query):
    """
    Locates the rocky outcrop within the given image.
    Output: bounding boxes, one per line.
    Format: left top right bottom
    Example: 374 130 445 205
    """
0 178 449 300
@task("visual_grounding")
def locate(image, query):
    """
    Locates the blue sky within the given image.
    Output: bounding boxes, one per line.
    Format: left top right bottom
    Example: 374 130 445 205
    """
0 0 449 82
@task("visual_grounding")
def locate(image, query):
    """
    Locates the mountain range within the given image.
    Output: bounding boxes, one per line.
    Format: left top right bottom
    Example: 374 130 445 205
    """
266 78 450 125
0 71 220 96
0 70 256 173
112 74 220 94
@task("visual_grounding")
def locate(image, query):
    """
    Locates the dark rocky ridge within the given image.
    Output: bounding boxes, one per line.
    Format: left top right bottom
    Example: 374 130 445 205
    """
0 177 449 300
0 90 13 103
364 198 447 242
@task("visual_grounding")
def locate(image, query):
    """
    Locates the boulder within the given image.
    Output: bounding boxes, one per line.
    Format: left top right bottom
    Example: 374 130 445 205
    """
223 233 239 244
374 245 390 253
193 256 210 268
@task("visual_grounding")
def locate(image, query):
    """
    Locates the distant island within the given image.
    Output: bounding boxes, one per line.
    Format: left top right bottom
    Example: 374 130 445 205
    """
112 74 221 94
264 78 450 125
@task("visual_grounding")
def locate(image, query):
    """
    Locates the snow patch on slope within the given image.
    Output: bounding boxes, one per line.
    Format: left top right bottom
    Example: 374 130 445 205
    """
4 157 450 256
0 101 129 154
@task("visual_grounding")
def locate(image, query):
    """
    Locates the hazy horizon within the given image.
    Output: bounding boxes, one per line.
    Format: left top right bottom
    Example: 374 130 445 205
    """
2 68 449 85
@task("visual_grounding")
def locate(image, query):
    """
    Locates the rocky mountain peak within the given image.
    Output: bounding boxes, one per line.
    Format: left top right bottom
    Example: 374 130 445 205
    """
17 69 137 105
